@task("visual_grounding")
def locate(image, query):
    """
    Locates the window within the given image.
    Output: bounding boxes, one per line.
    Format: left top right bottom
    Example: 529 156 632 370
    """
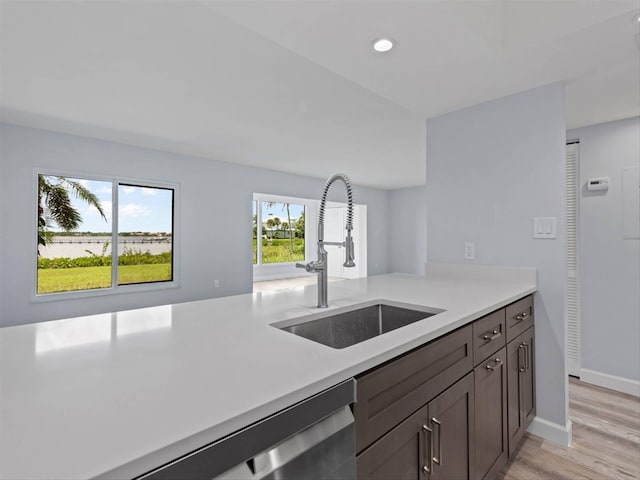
253 193 315 284
253 198 305 265
36 173 176 296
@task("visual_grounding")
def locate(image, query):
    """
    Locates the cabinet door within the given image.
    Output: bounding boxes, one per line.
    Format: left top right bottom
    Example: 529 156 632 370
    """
356 403 430 480
355 325 473 453
521 327 536 427
474 347 508 480
506 334 525 457
428 373 475 480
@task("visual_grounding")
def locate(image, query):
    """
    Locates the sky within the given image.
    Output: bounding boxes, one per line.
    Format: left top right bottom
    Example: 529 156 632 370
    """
254 201 304 224
44 176 305 234
44 177 173 233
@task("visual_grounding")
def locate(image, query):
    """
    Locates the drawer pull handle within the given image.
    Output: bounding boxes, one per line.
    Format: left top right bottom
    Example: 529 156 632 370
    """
482 329 502 341
522 342 530 371
515 312 529 321
422 424 433 474
432 418 442 466
485 357 503 370
518 344 526 372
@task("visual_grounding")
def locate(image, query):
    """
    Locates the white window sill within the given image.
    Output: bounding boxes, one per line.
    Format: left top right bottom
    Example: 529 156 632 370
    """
30 280 179 303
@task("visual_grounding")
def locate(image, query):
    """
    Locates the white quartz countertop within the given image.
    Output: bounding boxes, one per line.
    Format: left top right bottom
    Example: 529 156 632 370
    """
0 270 536 479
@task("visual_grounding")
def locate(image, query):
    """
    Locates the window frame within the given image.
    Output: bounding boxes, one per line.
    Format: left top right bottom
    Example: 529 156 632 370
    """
31 169 180 302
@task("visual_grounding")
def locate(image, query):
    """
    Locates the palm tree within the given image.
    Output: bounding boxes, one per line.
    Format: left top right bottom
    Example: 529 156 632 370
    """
38 175 107 250
272 217 281 238
265 202 296 254
265 218 276 241
295 211 305 239
283 204 294 254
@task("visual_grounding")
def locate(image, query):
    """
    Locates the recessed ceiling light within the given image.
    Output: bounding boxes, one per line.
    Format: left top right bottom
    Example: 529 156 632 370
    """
372 38 394 53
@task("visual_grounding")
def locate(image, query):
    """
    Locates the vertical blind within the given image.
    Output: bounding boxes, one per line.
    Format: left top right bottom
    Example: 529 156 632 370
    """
566 141 580 377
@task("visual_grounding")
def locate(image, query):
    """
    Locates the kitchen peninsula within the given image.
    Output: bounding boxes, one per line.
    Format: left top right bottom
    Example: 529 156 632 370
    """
0 264 536 479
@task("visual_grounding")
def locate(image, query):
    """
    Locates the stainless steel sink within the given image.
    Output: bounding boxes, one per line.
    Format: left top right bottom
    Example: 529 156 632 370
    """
272 300 444 349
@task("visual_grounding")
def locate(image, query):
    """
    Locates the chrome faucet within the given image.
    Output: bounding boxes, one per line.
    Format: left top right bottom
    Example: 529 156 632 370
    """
296 173 355 308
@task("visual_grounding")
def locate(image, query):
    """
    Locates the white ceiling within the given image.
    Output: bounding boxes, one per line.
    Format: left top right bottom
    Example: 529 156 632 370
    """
1 1 638 189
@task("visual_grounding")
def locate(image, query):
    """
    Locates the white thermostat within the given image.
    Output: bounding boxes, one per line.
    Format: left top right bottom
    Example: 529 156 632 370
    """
586 177 609 191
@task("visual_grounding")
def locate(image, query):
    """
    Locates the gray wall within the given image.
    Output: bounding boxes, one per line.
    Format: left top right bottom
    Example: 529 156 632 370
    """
389 186 426 275
568 117 640 383
425 84 568 429
0 123 390 327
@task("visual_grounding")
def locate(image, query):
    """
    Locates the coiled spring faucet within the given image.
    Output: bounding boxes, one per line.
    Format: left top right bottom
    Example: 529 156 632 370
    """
296 173 355 308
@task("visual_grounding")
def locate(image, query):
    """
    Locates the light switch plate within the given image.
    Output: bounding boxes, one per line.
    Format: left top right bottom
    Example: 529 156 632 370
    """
533 217 557 239
464 242 475 259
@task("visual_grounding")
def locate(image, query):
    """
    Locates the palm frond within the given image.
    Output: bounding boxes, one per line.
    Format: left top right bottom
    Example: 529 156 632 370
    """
46 184 82 231
58 177 107 221
37 175 108 251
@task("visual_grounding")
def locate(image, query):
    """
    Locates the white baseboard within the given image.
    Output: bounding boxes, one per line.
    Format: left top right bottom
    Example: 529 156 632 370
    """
528 417 572 447
579 368 640 397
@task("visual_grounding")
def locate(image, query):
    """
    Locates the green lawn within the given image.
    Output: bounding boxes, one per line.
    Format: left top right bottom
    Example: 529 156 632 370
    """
253 238 305 264
37 264 172 294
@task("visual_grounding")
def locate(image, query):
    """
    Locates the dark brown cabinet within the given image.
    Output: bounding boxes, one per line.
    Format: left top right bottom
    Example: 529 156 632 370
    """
357 373 474 480
355 325 473 453
506 296 534 342
474 347 508 480
507 326 535 457
356 295 535 480
472 309 506 365
356 401 429 480
428 373 475 480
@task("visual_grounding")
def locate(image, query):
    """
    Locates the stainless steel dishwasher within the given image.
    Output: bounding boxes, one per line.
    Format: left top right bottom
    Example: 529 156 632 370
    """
137 379 356 480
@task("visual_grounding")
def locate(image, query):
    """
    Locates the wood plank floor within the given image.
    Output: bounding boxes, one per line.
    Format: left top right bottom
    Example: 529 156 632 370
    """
500 377 640 480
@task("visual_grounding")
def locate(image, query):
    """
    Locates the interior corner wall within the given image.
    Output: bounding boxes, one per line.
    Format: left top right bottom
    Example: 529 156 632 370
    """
425 84 568 430
389 187 427 275
0 123 390 327
389 186 426 275
567 117 640 384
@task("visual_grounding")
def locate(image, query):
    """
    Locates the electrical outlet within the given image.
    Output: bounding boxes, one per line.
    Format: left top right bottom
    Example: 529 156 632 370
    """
214 279 220 288
464 242 475 260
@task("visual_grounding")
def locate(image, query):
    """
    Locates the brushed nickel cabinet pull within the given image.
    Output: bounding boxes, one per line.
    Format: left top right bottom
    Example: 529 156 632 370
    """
518 344 526 372
482 329 502 341
486 357 503 371
523 342 530 371
432 418 442 466
422 424 432 474
515 312 529 321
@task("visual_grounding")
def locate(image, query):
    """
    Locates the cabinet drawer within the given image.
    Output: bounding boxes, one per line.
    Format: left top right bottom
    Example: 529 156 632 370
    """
472 309 506 365
505 296 534 342
355 325 473 453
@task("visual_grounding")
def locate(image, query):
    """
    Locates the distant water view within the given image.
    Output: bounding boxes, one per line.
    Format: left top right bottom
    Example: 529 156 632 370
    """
40 235 172 259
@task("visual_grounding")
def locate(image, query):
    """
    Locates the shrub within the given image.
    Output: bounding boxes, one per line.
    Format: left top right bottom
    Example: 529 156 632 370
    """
38 249 172 269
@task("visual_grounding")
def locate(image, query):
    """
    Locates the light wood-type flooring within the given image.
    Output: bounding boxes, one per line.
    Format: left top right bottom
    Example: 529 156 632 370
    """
500 377 640 479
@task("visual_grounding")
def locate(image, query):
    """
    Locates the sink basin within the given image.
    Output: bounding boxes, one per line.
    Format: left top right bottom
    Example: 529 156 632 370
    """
272 300 444 349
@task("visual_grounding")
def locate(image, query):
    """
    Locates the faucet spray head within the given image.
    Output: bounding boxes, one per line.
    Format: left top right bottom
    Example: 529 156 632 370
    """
343 231 356 268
